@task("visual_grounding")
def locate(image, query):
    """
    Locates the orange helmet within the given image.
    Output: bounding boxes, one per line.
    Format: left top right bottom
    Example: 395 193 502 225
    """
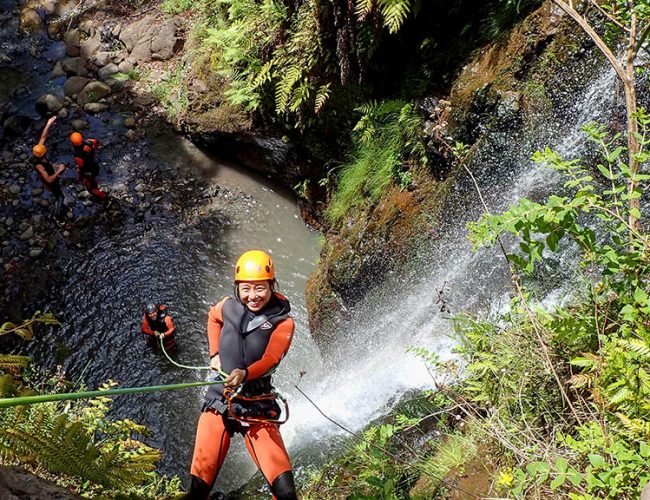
32 144 47 157
70 132 83 146
235 250 275 282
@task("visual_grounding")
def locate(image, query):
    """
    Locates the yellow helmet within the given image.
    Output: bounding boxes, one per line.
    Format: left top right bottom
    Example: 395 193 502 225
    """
32 144 47 157
235 250 275 282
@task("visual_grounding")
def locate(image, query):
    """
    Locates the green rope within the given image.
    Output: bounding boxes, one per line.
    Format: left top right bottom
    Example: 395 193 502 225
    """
158 335 219 373
0 334 231 409
0 379 223 409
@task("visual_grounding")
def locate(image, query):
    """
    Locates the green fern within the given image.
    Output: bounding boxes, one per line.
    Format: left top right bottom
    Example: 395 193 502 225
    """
620 338 650 358
314 83 331 114
0 354 31 370
378 0 411 34
275 65 303 112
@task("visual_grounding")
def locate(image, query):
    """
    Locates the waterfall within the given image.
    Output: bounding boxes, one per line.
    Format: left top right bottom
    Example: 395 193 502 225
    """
275 65 620 475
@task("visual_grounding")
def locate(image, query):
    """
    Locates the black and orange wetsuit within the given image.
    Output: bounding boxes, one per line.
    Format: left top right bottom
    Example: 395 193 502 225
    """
32 155 64 219
141 305 177 351
73 138 107 202
188 292 297 500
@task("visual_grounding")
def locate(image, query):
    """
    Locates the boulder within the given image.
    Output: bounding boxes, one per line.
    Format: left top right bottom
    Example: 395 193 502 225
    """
63 76 90 97
62 57 90 77
64 29 80 57
35 94 64 116
0 466 83 499
79 19 95 36
119 15 155 52
19 8 41 33
71 118 88 130
2 115 33 138
151 18 183 60
93 51 113 67
80 35 101 58
52 61 65 77
19 226 33 240
77 81 111 106
98 63 119 80
83 102 109 114
118 60 133 74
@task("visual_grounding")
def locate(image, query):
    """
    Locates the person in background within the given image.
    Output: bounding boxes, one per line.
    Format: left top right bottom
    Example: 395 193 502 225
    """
142 302 177 352
32 116 66 222
70 131 108 203
187 250 297 500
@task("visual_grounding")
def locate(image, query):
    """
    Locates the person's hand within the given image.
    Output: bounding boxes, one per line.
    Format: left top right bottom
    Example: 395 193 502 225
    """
56 164 65 173
158 333 165 339
210 355 221 372
224 368 246 387
47 116 57 126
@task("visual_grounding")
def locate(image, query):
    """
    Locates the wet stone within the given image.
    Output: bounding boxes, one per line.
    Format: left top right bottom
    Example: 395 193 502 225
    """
12 200 19 207
19 227 33 240
8 185 20 194
63 230 70 237
5 217 13 226
32 188 43 196
71 119 88 130
31 214 43 224
29 248 43 258
123 117 135 128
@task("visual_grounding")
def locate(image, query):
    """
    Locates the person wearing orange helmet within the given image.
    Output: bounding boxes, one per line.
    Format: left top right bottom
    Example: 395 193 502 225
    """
70 131 107 203
32 116 66 221
187 250 297 500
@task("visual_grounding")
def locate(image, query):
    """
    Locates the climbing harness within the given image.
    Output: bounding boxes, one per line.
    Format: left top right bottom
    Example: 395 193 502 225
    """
157 337 289 425
223 386 289 425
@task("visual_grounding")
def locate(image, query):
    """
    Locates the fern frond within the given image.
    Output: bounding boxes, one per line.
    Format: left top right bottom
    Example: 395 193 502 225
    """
620 338 650 358
275 65 302 112
0 374 17 397
378 0 411 34
314 83 331 114
253 59 274 88
355 0 375 18
616 412 650 439
0 354 31 369
290 79 312 112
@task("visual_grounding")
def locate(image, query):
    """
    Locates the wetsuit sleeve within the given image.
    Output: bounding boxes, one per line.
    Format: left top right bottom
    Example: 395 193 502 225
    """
207 299 227 358
89 138 98 150
245 318 294 381
142 315 154 336
163 316 175 337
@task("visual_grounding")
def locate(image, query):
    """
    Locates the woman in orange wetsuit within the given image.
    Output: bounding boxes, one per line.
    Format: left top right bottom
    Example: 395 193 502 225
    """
70 132 108 203
141 303 177 352
187 250 297 499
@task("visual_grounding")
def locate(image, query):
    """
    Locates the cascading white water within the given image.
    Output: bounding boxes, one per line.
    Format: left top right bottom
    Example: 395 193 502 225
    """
270 65 620 483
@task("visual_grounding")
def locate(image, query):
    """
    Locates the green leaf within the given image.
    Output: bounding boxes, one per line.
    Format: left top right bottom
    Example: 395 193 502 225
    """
588 454 606 469
551 473 567 490
556 456 568 473
630 207 642 219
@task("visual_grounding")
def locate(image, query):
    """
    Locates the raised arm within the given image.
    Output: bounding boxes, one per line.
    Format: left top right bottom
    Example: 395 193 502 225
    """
38 116 57 145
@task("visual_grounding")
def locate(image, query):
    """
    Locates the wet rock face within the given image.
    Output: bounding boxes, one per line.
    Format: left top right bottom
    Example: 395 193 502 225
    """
0 466 82 499
189 129 304 188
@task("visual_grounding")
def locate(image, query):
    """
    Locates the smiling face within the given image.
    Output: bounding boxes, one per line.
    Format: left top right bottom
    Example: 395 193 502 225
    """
238 280 273 312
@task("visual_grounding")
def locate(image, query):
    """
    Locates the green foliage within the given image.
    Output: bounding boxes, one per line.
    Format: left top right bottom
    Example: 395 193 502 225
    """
161 0 192 15
355 0 413 34
150 64 188 118
453 110 650 498
1 311 60 342
0 314 181 497
326 100 427 223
